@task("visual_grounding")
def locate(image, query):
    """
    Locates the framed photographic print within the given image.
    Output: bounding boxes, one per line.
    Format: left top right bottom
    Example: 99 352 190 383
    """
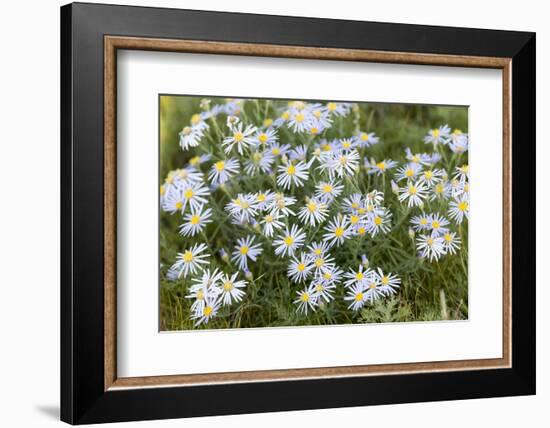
60 2 536 424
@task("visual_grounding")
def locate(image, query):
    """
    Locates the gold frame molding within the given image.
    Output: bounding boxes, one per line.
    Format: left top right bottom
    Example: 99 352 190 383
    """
104 35 512 391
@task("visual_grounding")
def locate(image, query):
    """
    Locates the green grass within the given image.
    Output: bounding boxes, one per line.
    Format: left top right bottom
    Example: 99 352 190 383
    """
159 96 468 330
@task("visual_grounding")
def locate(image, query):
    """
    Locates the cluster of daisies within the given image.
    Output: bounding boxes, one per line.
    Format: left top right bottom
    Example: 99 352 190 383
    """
161 98 468 327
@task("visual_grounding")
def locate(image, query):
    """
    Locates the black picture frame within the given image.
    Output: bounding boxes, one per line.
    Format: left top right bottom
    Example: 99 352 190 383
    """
61 2 536 424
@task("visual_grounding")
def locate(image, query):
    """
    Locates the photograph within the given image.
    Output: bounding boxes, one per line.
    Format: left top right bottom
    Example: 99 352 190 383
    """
159 95 470 330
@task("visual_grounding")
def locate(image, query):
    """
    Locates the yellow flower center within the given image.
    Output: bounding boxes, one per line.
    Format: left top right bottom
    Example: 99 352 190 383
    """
190 215 200 225
361 133 369 141
240 246 249 255
223 282 233 291
458 201 469 211
295 113 305 123
381 276 389 285
263 118 273 127
323 272 332 280
175 201 183 210
355 292 364 301
420 218 428 225
376 161 386 170
181 126 192 135
369 283 377 289
272 147 281 155
257 193 266 202
310 127 319 135
432 221 440 229
196 290 204 300
297 263 306 272
307 201 318 213
190 114 201 125
281 111 290 120
432 129 440 137
375 216 384 226
322 184 333 193
315 284 324 292
405 168 414 177
408 185 418 195
334 227 344 237
301 293 310 302
314 249 322 256
356 272 364 280
258 133 268 144
182 250 194 263
427 237 434 246
203 306 213 317
233 132 244 142
184 189 194 199
444 233 452 243
287 164 296 175
461 165 469 174
435 184 444 194
357 227 366 235
189 156 200 166
264 214 273 222
358 207 367 215
313 110 322 118
214 161 225 172
338 156 348 166
412 155 420 163
342 141 351 149
284 236 294 246
315 258 324 268
350 215 360 225
322 144 331 151
425 170 433 179
327 102 337 111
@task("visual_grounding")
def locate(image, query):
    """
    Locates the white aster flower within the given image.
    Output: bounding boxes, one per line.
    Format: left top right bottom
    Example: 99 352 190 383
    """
274 224 306 257
178 125 203 151
232 235 263 271
253 128 278 147
344 283 370 311
294 285 318 314
323 216 351 247
374 268 401 296
244 150 275 175
448 194 469 224
186 268 223 315
223 122 257 154
410 214 431 232
311 279 336 303
260 212 284 237
219 272 248 305
208 158 239 186
298 197 329 226
179 206 213 236
367 158 398 176
315 180 344 204
191 297 221 326
171 243 210 278
442 231 462 255
321 149 360 179
416 234 446 262
395 162 423 182
225 193 258 223
354 131 379 148
423 124 451 145
287 253 314 283
268 193 297 216
398 180 428 208
428 213 450 236
276 160 310 189
343 265 373 288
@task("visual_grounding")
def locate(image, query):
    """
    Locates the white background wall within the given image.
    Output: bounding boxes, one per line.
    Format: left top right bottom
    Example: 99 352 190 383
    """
0 0 546 426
